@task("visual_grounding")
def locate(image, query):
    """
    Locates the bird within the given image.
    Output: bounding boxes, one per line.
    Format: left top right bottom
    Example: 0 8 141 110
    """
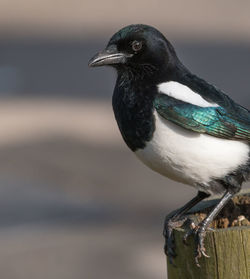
88 24 250 265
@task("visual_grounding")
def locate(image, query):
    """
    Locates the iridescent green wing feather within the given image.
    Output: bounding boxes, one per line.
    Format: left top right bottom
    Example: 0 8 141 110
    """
154 93 250 141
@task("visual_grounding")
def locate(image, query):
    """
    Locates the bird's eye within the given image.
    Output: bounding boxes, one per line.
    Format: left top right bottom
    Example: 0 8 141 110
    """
131 40 142 52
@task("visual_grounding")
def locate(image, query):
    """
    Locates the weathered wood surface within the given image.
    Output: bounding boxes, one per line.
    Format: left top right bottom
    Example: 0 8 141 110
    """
167 191 250 279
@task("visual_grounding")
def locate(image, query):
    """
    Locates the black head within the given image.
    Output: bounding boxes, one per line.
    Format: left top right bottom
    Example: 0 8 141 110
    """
89 24 181 80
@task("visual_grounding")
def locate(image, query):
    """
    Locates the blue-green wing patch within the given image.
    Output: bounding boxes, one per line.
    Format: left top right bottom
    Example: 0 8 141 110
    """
154 93 250 141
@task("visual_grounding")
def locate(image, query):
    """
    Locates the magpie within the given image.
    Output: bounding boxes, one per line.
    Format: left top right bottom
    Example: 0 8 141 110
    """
89 24 250 265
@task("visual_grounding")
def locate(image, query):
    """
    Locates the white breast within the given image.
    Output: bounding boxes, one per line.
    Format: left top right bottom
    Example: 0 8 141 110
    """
135 112 249 188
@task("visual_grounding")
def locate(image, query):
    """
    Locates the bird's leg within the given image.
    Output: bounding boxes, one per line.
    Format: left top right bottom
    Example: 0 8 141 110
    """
183 190 234 266
164 191 209 264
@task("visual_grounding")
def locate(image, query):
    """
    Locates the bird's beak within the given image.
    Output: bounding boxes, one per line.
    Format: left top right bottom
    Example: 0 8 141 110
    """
88 46 132 67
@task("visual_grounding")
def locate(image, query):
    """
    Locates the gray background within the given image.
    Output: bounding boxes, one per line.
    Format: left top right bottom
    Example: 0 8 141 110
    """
0 1 249 278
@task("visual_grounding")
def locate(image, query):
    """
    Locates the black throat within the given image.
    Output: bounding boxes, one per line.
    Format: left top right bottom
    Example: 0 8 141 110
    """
112 70 157 151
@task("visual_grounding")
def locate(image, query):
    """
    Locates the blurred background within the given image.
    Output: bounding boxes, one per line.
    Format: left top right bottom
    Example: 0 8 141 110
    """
0 1 249 278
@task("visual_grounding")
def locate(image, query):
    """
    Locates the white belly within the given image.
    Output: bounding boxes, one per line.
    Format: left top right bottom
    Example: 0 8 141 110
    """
135 112 249 186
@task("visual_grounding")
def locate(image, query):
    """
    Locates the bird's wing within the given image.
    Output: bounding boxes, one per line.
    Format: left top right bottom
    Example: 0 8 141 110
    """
154 93 250 141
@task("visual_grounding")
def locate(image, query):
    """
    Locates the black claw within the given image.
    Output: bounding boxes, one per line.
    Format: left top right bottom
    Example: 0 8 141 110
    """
183 226 196 244
195 255 201 267
165 242 177 267
168 256 177 267
167 244 176 258
162 192 210 265
182 223 210 266
164 230 176 259
182 236 189 246
163 216 188 262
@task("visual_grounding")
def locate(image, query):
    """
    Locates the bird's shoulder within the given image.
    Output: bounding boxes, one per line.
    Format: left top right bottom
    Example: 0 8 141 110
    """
179 73 250 122
154 73 250 141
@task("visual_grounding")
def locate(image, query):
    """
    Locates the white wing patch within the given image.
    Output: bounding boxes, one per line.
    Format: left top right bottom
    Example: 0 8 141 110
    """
157 81 219 107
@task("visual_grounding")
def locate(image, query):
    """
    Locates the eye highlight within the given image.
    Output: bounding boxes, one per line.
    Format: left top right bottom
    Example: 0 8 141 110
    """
131 40 142 52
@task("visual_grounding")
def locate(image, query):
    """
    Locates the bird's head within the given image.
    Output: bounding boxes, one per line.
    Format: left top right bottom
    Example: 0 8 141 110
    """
89 24 180 80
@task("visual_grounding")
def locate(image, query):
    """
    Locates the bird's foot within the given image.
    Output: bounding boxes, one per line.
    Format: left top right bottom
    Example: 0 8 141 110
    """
163 215 187 264
183 222 210 267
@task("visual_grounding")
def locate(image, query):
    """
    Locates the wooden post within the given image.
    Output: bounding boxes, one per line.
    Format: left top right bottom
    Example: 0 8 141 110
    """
167 190 250 279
